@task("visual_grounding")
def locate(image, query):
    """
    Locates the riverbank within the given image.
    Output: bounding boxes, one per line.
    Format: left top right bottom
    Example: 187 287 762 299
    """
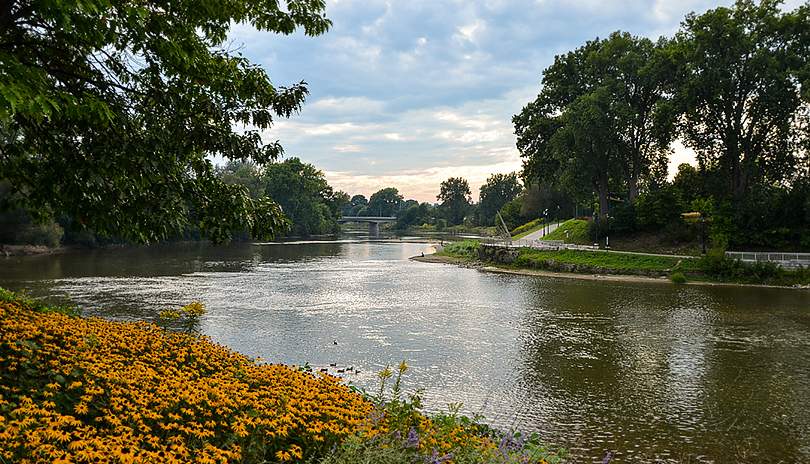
411 245 810 290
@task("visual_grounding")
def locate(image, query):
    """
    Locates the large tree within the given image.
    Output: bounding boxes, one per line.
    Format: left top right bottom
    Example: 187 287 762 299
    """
367 187 403 217
477 172 522 226
514 31 675 214
262 158 345 237
673 0 807 195
437 177 471 226
0 0 330 244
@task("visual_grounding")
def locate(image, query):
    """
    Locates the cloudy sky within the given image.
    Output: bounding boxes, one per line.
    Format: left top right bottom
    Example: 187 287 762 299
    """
228 0 803 204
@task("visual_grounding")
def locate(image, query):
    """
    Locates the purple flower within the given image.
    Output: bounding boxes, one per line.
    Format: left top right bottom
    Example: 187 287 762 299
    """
403 427 423 448
602 452 613 464
423 448 454 464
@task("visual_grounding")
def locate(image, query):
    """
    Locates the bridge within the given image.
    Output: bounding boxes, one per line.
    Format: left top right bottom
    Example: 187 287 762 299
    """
338 216 397 236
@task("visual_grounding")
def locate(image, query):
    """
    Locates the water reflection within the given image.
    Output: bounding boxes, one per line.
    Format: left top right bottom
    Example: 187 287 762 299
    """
1 242 810 462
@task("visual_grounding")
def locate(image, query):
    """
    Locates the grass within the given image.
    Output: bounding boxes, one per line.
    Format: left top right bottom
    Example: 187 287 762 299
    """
440 240 479 259
0 287 563 464
541 220 590 244
512 248 691 271
438 237 810 286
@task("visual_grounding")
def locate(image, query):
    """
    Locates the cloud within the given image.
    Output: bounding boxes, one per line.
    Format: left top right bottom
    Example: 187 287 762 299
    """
225 0 799 203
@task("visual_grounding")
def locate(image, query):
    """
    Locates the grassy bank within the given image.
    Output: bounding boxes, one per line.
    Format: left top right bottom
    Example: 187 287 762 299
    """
441 240 810 287
0 288 563 464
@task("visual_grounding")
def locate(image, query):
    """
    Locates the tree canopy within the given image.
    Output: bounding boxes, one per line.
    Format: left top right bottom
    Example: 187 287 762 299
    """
367 188 403 217
514 31 674 215
673 0 807 195
477 172 522 226
437 177 471 226
0 0 331 244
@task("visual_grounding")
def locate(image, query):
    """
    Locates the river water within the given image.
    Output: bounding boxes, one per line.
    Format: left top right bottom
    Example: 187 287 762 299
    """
2 240 810 463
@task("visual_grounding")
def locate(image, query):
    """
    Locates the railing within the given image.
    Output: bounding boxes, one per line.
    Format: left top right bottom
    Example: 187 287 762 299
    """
726 252 810 270
479 237 569 250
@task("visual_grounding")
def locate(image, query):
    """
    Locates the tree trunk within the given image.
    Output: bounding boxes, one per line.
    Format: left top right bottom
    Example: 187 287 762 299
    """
598 173 609 218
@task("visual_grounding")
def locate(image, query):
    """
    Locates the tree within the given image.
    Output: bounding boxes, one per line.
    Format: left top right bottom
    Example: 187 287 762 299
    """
396 203 431 230
367 188 403 217
437 177 471 226
514 31 675 214
0 0 331 245
260 158 346 237
673 0 806 195
477 173 523 226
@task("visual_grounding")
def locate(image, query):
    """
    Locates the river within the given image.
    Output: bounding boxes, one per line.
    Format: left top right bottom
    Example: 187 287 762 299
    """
2 240 809 463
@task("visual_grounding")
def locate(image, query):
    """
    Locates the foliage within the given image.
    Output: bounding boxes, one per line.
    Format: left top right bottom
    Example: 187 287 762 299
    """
669 272 688 283
499 199 525 231
0 182 63 247
159 302 207 335
367 188 404 217
437 178 472 226
673 0 807 195
511 219 544 239
585 216 612 242
609 203 637 235
1 0 331 245
442 240 479 259
262 158 348 237
396 203 432 229
0 291 376 464
344 195 368 216
477 173 523 226
519 184 572 224
513 1 810 251
220 158 348 238
514 31 675 214
634 187 686 231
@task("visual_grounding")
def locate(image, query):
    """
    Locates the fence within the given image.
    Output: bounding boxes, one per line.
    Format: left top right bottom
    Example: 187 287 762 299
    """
479 237 569 250
725 252 810 270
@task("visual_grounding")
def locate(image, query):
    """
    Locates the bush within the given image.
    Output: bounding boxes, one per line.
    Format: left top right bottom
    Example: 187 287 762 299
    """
443 240 479 258
609 203 637 235
669 272 687 283
16 218 64 248
635 187 686 231
586 216 611 242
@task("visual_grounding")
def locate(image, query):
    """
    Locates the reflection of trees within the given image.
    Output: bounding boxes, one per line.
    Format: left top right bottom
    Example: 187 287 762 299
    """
514 278 810 460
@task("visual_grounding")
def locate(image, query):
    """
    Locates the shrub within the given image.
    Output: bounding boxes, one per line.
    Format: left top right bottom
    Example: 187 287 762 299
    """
635 187 686 231
669 272 687 283
443 240 479 258
609 203 637 235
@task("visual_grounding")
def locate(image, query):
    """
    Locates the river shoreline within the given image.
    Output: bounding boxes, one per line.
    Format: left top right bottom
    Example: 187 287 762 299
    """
411 248 810 290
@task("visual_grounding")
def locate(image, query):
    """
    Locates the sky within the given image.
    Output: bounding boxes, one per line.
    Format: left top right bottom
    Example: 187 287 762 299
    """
227 0 805 204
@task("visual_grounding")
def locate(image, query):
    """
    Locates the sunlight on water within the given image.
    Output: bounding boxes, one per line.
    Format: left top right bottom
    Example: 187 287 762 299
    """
2 240 810 462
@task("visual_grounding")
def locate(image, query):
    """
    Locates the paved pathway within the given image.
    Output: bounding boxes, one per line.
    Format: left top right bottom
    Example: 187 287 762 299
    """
520 221 563 241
